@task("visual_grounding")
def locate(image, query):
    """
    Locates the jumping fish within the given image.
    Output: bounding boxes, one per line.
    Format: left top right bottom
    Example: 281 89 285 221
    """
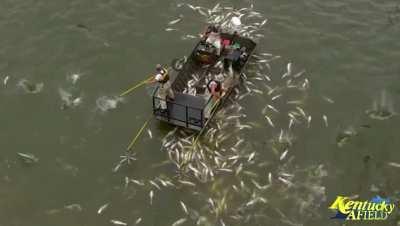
110 220 128 226
147 129 153 139
388 162 400 168
168 18 182 25
97 203 109 215
307 116 312 128
287 62 292 76
322 96 335 104
322 115 328 127
268 172 272 184
17 152 39 163
135 218 142 225
172 218 187 226
265 115 275 127
180 201 188 214
3 75 9 85
279 149 289 161
267 104 279 113
271 94 282 101
288 118 294 129
149 190 154 205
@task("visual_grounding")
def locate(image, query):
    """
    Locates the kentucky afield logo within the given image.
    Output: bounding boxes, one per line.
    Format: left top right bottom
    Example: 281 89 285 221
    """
329 195 395 220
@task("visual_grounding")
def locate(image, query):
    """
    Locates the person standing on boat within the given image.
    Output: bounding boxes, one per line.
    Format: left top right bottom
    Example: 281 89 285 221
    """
205 27 222 56
207 72 225 100
147 64 175 113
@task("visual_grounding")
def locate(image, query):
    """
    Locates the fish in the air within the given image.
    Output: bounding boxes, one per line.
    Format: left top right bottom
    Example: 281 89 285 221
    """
110 220 128 226
72 97 82 107
97 203 109 215
135 217 142 225
149 190 154 205
172 218 187 226
307 116 312 128
168 18 182 25
17 152 39 163
271 94 282 101
64 203 82 212
288 118 294 129
322 115 328 127
287 62 292 76
3 76 9 85
322 96 335 104
279 149 289 161
388 162 400 168
265 115 275 127
147 129 153 139
180 201 188 214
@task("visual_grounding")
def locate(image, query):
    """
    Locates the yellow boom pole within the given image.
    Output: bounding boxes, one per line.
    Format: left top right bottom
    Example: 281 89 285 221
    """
126 117 152 151
119 76 153 97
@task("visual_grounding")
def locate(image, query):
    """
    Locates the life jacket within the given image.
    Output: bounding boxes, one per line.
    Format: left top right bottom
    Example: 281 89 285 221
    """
207 80 222 93
157 68 170 84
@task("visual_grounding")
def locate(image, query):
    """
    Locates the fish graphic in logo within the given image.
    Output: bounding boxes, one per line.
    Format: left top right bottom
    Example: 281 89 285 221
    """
329 195 396 221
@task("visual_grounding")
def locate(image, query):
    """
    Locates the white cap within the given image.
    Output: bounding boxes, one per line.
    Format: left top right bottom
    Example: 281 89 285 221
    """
231 16 241 27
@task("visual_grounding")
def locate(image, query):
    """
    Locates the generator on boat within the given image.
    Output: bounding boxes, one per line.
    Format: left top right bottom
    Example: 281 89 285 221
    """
152 33 256 131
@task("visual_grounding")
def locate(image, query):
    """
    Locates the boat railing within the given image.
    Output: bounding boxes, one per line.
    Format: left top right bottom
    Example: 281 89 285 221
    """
152 86 205 128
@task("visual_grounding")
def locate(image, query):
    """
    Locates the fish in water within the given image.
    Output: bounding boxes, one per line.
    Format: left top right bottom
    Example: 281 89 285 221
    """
265 115 275 127
287 62 292 76
110 220 128 226
68 73 81 84
172 218 187 226
64 204 82 212
149 190 154 205
180 201 188 214
135 218 142 225
3 75 9 85
97 203 109 215
267 104 279 113
147 129 153 139
307 116 312 128
76 23 90 31
271 94 282 101
72 97 82 107
279 149 289 161
336 127 358 147
388 162 400 168
322 96 334 104
120 151 137 165
17 152 39 163
288 118 294 129
165 28 178 32
168 18 182 25
322 115 328 127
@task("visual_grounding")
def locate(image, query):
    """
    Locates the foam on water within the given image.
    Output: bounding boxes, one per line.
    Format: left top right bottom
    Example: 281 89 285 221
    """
58 88 83 109
17 79 44 94
96 96 124 112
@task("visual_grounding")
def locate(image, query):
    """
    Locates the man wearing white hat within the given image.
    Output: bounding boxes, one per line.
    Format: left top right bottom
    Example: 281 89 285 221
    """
147 64 175 112
229 16 242 34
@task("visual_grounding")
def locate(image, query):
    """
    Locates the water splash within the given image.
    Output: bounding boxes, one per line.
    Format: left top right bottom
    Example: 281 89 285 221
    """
67 73 82 85
17 79 44 94
366 90 397 120
58 88 83 109
95 96 124 112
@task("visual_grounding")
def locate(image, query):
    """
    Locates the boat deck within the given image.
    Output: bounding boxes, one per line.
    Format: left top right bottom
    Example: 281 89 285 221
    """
152 32 256 131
